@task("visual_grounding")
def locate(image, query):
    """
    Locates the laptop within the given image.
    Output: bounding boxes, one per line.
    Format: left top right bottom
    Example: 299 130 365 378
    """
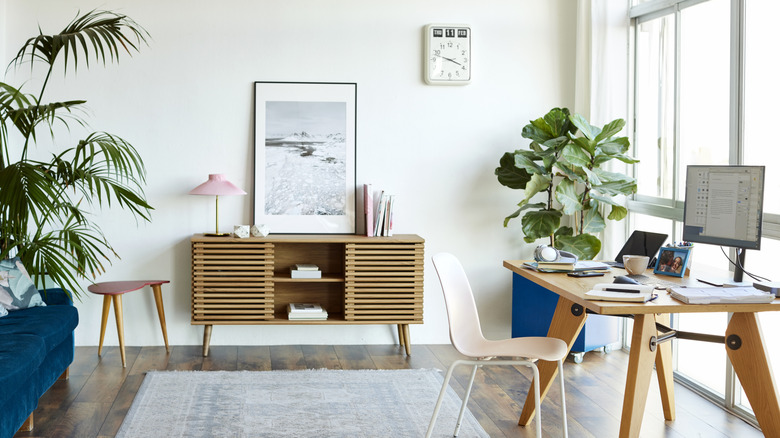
606 230 669 268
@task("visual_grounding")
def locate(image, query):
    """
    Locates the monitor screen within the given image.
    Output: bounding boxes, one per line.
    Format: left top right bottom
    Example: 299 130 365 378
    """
682 165 765 250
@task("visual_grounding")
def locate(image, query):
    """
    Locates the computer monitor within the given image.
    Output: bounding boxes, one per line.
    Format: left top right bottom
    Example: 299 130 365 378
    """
682 165 765 282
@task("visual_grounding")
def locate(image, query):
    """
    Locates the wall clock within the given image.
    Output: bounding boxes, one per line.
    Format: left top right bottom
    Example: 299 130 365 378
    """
424 24 471 85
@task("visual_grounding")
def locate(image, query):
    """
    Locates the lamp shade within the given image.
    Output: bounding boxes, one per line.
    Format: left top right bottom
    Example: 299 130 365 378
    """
189 174 246 196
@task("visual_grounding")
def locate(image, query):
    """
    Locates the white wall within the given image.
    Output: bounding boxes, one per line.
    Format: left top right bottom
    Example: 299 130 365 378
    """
2 0 577 347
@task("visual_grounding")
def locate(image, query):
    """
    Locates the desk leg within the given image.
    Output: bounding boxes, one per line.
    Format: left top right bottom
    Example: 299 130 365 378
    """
518 296 587 426
620 313 657 438
112 295 127 368
655 313 675 421
726 312 780 436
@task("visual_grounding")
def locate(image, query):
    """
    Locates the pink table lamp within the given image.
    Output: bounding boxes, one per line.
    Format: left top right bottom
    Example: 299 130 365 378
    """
189 174 246 236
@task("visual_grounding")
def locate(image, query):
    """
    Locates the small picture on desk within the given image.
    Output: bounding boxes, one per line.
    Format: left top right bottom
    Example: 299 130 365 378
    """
653 247 690 277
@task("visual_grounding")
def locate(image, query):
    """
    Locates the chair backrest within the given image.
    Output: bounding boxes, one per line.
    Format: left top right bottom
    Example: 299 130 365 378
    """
431 253 487 357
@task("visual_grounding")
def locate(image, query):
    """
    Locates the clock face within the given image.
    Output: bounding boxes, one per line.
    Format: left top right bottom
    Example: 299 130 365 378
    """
425 24 471 85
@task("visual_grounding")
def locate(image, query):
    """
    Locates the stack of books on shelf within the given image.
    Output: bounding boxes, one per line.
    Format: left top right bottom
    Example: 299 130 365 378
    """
287 303 328 320
364 183 395 237
290 263 321 279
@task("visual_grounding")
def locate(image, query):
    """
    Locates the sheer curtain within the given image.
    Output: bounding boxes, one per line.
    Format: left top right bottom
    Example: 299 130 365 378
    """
575 0 631 259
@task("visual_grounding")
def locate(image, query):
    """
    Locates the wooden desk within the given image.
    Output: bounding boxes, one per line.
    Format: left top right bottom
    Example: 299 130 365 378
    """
504 260 780 437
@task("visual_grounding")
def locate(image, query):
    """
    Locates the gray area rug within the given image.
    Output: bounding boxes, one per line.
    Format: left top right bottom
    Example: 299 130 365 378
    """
117 369 489 438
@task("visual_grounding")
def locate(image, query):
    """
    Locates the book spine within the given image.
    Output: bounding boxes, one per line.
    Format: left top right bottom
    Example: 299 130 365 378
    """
364 183 374 237
374 192 387 237
387 195 395 236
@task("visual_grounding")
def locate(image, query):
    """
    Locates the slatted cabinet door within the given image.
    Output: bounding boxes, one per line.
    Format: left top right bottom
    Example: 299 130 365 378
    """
344 242 424 323
191 240 274 323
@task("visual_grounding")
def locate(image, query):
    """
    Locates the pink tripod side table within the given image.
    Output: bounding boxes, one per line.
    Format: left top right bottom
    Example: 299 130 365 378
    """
87 280 170 367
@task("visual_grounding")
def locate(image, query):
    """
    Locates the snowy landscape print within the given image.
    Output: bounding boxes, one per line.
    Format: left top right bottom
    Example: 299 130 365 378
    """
264 101 347 216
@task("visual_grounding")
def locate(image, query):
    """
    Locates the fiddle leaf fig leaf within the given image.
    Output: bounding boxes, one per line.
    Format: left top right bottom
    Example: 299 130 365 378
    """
555 233 601 260
608 204 628 221
503 201 545 227
598 137 630 155
591 169 637 195
570 135 596 155
514 151 545 174
495 152 532 189
570 113 600 141
582 207 606 234
555 226 574 238
523 173 551 201
562 143 591 168
523 118 555 143
555 178 581 215
521 209 561 242
594 118 625 143
543 107 572 137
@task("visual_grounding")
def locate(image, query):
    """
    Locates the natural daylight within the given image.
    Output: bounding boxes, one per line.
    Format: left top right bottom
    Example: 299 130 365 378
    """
264 101 347 216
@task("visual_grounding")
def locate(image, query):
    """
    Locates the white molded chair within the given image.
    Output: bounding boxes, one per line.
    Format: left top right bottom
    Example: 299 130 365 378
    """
426 252 569 438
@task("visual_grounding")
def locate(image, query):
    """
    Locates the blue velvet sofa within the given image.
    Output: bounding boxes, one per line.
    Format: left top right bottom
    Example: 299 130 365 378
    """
0 289 78 438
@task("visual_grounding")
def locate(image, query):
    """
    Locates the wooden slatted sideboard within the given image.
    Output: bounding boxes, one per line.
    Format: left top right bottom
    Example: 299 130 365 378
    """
191 234 424 356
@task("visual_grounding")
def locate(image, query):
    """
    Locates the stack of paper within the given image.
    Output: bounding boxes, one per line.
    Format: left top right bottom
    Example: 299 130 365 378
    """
287 303 328 320
290 264 321 279
669 286 776 304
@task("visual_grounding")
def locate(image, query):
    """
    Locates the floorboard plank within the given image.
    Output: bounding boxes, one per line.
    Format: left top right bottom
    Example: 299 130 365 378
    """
14 344 764 438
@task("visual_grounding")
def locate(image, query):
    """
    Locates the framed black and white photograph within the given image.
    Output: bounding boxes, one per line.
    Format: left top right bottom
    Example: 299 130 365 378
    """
653 246 691 278
253 82 357 233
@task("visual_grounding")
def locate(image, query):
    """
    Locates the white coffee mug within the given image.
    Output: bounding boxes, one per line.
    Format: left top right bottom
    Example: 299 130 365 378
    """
623 255 650 275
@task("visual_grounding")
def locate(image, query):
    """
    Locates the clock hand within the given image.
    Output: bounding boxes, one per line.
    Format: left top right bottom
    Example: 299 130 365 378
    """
439 55 462 66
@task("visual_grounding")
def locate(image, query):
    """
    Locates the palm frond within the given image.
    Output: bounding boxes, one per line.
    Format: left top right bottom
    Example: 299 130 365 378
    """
11 9 149 74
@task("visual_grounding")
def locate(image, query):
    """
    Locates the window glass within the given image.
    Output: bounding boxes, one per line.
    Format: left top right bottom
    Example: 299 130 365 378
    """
634 14 675 199
744 0 780 215
677 0 731 200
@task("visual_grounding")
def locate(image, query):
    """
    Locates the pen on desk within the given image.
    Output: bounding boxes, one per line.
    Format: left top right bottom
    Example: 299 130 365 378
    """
604 287 641 293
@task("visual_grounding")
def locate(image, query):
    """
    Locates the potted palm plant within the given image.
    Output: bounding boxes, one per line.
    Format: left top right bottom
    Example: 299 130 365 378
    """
0 10 152 299
495 107 638 260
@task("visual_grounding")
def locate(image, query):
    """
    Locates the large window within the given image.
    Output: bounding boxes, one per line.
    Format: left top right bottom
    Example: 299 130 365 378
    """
629 0 780 426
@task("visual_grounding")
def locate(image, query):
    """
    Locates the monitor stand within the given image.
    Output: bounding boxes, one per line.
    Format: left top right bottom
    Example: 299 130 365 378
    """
695 248 752 287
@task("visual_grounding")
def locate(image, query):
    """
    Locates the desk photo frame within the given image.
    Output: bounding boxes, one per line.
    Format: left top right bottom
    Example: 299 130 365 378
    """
653 246 691 277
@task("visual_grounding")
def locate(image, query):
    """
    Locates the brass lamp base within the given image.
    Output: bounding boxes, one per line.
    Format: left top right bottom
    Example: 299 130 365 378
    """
204 232 231 237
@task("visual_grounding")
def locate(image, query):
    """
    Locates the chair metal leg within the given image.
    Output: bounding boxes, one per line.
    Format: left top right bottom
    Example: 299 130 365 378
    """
425 360 462 438
558 359 568 437
454 364 479 436
531 363 542 438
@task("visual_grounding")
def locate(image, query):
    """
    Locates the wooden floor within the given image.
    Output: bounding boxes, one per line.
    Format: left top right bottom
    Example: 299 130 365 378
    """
15 344 763 438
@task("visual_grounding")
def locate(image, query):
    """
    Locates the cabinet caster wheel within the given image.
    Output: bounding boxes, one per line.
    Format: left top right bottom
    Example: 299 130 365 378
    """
603 345 613 354
572 352 584 364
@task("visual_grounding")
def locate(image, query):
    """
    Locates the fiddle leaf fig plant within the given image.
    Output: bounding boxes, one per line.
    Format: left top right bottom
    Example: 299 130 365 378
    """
495 107 638 260
0 10 152 299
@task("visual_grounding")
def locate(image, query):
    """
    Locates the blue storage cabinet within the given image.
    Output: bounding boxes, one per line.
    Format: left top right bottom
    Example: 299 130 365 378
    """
511 272 619 362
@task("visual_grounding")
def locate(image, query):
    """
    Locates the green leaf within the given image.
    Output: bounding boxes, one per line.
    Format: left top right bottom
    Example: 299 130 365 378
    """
570 135 596 156
555 233 602 260
591 169 637 195
543 107 572 137
521 209 561 242
523 119 554 143
495 152 532 189
594 118 626 143
561 143 591 168
503 202 545 227
554 226 574 238
523 173 551 201
570 113 600 141
513 151 545 174
582 207 606 233
555 178 581 215
608 204 628 221
597 137 630 155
